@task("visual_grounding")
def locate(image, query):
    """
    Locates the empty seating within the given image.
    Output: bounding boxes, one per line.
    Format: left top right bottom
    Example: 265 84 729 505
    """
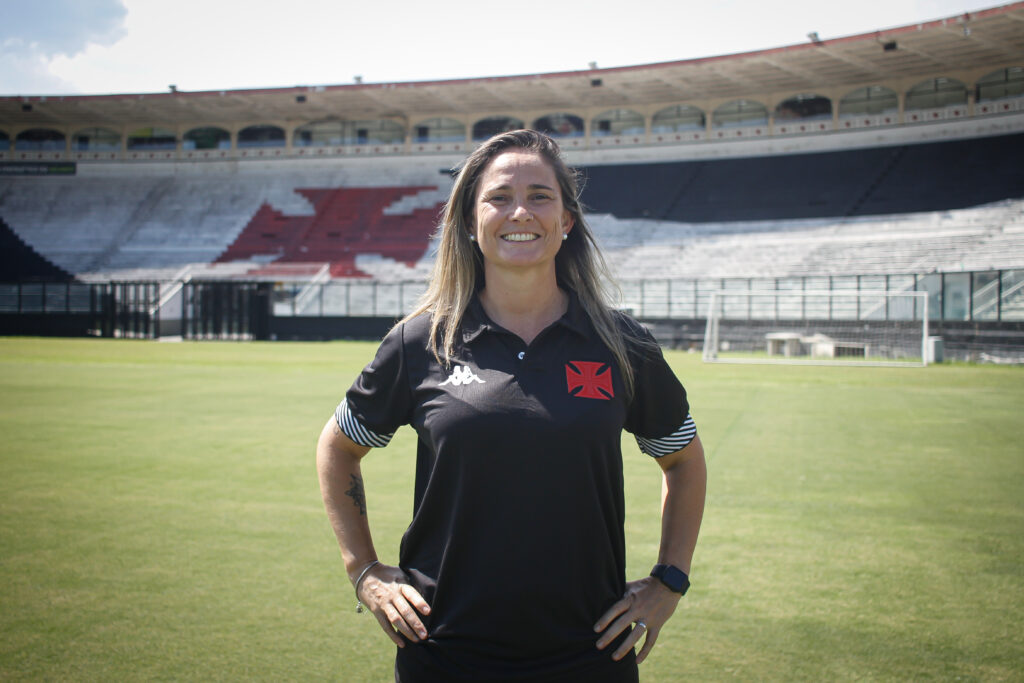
0 133 1021 286
0 162 452 279
588 199 1024 280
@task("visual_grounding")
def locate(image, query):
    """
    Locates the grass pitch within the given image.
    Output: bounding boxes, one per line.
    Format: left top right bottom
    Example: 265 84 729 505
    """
0 337 1021 681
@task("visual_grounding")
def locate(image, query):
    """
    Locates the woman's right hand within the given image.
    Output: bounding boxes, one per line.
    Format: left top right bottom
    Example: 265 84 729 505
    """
357 563 432 647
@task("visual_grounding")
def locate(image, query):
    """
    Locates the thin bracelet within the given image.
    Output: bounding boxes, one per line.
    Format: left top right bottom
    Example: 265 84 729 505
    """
353 560 380 613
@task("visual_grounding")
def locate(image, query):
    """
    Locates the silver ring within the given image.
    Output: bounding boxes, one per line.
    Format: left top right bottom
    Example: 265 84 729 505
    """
635 620 647 631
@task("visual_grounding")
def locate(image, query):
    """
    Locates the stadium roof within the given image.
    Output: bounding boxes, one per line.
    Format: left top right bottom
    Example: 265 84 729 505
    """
2 2 1023 128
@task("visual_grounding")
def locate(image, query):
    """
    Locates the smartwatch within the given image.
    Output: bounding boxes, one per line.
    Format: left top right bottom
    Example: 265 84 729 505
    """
651 563 690 596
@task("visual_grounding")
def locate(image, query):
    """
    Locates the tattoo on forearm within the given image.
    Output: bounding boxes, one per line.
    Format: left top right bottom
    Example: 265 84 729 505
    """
345 474 367 516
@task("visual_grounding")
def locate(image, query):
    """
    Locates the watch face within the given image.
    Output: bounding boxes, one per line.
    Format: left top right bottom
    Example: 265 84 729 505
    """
653 564 689 594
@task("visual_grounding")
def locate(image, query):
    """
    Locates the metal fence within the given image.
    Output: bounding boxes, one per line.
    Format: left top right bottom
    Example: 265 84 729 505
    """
269 269 1024 323
271 280 428 318
0 281 160 337
3 270 1022 341
0 281 270 339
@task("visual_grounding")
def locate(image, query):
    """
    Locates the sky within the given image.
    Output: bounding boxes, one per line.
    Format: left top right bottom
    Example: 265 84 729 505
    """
0 0 1012 96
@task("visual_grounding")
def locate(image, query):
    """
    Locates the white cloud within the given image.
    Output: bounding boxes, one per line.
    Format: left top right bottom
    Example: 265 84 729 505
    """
0 46 80 95
0 0 127 94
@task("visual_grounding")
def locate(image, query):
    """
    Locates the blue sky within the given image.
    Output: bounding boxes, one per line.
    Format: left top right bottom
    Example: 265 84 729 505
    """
0 0 1009 95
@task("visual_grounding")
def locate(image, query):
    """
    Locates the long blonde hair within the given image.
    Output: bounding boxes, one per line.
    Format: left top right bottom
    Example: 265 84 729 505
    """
402 129 653 398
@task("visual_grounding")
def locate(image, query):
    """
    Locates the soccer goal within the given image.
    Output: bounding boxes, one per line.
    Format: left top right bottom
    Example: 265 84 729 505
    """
702 290 930 367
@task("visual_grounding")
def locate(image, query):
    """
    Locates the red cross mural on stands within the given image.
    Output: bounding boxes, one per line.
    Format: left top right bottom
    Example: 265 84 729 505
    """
565 361 614 400
215 186 439 278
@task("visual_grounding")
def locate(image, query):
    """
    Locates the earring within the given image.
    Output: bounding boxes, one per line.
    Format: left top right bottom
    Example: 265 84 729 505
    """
562 233 568 241
468 234 476 242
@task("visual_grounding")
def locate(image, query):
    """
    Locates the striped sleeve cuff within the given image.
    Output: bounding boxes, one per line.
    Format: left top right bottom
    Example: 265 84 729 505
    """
335 399 395 449
635 414 697 458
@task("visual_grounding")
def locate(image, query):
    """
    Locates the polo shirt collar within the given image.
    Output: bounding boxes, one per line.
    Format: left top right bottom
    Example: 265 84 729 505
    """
461 289 592 344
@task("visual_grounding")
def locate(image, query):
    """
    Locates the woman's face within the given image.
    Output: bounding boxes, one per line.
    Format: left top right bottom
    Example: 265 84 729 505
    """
470 149 574 276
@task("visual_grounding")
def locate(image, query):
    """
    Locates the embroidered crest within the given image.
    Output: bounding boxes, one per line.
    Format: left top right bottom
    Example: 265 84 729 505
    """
566 361 614 400
440 365 485 387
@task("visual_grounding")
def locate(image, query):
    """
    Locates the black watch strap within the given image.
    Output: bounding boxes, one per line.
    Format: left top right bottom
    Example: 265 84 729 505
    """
651 563 690 595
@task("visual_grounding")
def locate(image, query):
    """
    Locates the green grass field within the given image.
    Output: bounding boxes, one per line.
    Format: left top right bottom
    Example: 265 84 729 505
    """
1 337 1021 682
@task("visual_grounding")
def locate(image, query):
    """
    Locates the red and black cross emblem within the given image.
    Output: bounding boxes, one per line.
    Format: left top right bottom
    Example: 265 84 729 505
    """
565 361 614 400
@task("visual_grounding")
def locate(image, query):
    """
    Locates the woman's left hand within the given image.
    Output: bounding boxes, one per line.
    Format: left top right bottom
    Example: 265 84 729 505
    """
594 576 681 664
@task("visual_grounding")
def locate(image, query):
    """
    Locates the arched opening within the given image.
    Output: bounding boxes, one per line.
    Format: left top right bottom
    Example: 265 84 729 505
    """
905 78 968 110
237 124 286 148
472 116 525 141
839 86 899 117
712 100 768 128
591 109 644 136
184 126 231 150
1 129 13 150
976 67 1024 102
413 117 465 143
351 119 404 145
72 127 121 151
532 113 584 138
774 94 832 121
293 120 345 147
127 126 176 150
651 105 705 132
15 128 66 151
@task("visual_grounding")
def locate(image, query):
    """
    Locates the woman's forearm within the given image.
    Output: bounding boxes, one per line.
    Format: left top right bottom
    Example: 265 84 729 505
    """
658 434 707 574
316 417 377 582
594 435 707 663
317 417 432 645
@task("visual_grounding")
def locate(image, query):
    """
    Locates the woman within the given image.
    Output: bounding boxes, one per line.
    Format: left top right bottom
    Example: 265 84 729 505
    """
317 129 706 682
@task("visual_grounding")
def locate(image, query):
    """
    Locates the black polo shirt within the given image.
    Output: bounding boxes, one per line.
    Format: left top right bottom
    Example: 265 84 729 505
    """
336 293 695 682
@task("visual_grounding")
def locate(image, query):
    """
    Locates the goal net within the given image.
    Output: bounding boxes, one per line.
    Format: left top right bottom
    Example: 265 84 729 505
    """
702 290 930 366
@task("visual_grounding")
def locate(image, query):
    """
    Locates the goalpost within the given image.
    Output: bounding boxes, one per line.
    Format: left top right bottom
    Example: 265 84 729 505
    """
702 290 930 367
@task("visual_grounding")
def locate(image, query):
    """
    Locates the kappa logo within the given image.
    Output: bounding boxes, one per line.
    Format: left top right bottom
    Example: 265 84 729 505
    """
440 365 485 387
566 361 614 400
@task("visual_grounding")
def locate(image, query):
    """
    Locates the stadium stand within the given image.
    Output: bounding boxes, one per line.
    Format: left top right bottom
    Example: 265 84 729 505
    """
0 217 70 281
0 175 250 273
1 4 1022 356
588 198 1024 280
2 133 1021 283
0 161 454 278
216 186 441 277
580 133 1024 222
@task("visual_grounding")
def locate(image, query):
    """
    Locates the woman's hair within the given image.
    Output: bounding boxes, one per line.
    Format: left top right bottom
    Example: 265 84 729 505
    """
402 128 653 398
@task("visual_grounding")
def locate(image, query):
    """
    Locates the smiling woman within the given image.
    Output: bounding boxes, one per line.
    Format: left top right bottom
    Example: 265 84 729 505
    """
470 148 573 291
317 130 706 682
413 129 639 378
